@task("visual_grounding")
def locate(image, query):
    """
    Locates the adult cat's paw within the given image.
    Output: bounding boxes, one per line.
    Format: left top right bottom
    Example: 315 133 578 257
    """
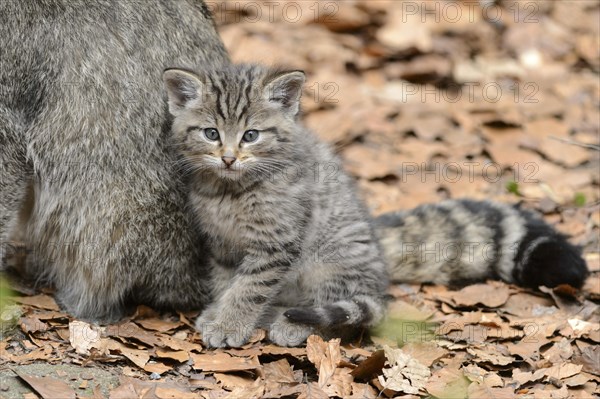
195 312 255 348
269 316 314 347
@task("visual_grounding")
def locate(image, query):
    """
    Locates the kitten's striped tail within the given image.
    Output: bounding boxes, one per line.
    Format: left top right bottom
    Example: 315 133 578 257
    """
283 295 386 329
375 199 589 289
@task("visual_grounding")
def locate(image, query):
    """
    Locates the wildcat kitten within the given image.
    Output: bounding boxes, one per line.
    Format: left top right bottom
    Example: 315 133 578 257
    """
163 64 388 347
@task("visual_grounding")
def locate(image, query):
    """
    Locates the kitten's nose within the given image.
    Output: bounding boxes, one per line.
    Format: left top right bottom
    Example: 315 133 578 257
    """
221 156 237 167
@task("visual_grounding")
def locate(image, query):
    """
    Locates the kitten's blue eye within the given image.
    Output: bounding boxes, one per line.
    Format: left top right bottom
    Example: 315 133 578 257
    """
204 128 220 141
242 129 259 143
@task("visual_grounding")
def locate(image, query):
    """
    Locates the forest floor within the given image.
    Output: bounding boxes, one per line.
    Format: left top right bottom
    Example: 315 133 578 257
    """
1 1 598 398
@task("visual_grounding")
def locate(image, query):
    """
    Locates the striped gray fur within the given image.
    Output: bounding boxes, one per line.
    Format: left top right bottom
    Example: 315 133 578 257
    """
164 64 388 347
375 199 588 289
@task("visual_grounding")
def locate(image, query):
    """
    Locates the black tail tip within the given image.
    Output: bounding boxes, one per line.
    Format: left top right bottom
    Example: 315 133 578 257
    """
284 308 322 326
519 237 589 289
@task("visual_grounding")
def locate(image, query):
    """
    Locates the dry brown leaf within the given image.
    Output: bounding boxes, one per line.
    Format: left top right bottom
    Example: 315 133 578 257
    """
155 386 197 399
463 365 503 388
213 373 254 390
190 352 260 372
536 363 583 381
387 300 435 321
400 342 448 367
16 372 76 399
563 373 591 387
107 340 150 369
467 383 514 399
224 378 265 399
105 322 162 347
260 344 306 357
155 349 189 363
108 382 148 399
425 363 470 399
306 335 342 390
466 345 515 366
157 335 199 353
350 349 386 381
69 320 104 355
377 345 430 395
543 338 574 363
505 332 551 361
19 316 49 333
524 118 590 167
262 358 298 384
9 345 54 363
451 283 510 308
136 318 182 333
143 361 172 375
347 382 378 399
11 295 60 311
297 382 329 399
325 367 354 398
577 346 600 376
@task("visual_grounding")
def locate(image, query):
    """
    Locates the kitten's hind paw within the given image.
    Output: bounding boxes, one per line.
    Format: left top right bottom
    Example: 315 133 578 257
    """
269 318 313 347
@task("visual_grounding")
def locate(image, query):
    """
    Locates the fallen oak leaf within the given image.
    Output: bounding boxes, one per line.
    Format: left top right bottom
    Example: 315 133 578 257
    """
306 335 342 389
350 349 386 381
15 371 76 399
155 349 189 363
297 382 329 399
135 318 182 333
467 383 515 399
425 366 470 399
69 320 104 355
19 316 49 333
223 378 265 399
213 373 255 390
377 345 430 395
261 344 306 357
577 346 600 376
462 364 503 387
143 361 172 375
104 322 161 347
190 352 260 372
348 382 378 399
155 386 197 399
106 340 150 369
262 358 299 384
451 282 510 308
157 335 200 353
9 345 54 363
400 342 448 367
466 345 516 366
563 373 592 387
10 294 60 311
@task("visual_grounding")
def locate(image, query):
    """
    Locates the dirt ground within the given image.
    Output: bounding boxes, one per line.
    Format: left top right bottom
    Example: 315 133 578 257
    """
1 1 599 398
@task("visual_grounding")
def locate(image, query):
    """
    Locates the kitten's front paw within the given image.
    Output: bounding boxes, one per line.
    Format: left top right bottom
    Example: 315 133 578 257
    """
269 317 314 347
196 313 255 348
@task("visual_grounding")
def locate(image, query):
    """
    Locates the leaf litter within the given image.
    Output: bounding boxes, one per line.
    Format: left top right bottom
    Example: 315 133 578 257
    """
1 0 599 397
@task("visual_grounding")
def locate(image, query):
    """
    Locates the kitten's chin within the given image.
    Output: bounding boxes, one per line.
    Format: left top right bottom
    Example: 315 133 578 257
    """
217 168 244 181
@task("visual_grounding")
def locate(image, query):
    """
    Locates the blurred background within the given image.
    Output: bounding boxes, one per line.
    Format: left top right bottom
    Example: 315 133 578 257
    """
208 0 599 254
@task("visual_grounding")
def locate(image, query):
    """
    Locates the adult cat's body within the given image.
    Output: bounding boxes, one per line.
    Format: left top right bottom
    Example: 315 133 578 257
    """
0 0 227 321
164 65 388 347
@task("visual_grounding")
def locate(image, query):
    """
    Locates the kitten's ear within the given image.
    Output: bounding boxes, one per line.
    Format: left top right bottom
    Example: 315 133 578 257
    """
163 68 204 114
263 70 305 117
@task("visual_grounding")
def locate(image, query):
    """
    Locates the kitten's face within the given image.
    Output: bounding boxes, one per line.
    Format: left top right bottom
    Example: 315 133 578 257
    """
163 65 305 182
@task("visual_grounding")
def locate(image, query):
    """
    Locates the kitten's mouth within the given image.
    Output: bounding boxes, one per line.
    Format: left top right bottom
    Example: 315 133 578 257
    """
218 166 243 179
